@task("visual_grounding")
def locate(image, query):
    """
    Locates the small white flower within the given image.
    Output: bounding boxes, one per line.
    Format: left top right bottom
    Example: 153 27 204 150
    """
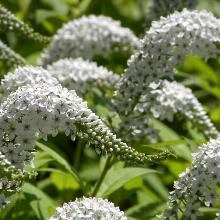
164 139 220 218
47 58 119 96
39 15 139 66
49 197 127 220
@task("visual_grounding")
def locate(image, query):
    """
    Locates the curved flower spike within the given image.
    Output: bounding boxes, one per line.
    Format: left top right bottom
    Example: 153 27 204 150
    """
0 83 169 172
137 80 219 139
0 40 25 67
163 138 220 219
39 15 140 66
47 58 119 95
114 9 220 115
0 4 50 44
49 197 127 220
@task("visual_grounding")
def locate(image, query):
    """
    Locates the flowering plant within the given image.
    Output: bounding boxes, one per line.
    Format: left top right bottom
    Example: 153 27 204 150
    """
1 1 220 220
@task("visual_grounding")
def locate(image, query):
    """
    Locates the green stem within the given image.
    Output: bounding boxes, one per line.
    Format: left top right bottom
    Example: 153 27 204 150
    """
70 166 88 196
74 140 83 169
91 156 112 197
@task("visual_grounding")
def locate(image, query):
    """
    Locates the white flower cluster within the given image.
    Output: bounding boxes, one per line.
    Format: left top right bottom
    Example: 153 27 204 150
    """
164 138 220 219
47 58 119 95
0 151 34 209
115 79 219 143
0 82 167 171
114 9 220 115
0 61 118 99
0 66 58 99
49 197 127 220
39 15 139 66
0 40 25 67
148 0 197 24
137 80 219 138
0 4 50 43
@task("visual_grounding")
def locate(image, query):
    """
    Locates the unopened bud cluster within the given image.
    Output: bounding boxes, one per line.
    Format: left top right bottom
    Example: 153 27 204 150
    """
0 4 50 44
0 40 25 67
39 15 140 66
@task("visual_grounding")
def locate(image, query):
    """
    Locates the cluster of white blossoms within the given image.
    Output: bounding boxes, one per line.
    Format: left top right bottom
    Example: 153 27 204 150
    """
117 80 219 142
0 151 35 209
136 80 219 139
163 138 220 219
49 197 127 220
0 40 25 67
114 9 220 115
39 15 140 66
0 66 58 99
0 4 50 44
47 58 119 95
0 62 118 99
0 82 170 172
148 0 197 24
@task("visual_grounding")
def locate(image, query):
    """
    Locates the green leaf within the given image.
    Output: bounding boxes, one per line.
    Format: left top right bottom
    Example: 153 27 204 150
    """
126 201 166 220
143 174 168 200
50 172 80 190
22 183 56 219
184 56 219 84
36 141 86 193
96 167 158 197
151 119 192 161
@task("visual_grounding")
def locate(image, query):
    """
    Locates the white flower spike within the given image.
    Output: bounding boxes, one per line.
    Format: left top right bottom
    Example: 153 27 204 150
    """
115 9 220 115
137 80 219 138
164 138 220 219
39 15 139 66
0 82 168 172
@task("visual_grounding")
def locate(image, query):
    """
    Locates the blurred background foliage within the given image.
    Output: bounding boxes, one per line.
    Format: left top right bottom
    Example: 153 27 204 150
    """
1 0 220 219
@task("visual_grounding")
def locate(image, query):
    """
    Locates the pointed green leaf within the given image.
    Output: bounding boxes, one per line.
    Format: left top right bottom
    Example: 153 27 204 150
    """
96 167 158 197
22 183 56 219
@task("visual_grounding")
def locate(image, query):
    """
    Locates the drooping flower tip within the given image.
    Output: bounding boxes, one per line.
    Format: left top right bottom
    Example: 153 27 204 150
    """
0 40 25 67
0 82 157 171
48 197 127 220
0 4 50 43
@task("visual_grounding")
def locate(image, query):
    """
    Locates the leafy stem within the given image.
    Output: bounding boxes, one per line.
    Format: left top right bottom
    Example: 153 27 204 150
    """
91 155 112 196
